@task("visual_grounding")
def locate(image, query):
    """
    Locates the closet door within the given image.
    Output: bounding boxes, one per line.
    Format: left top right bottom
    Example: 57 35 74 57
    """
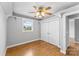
41 22 49 41
48 20 59 47
41 19 59 47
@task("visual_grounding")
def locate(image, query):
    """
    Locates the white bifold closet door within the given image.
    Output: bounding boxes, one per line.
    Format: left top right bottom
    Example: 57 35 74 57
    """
48 21 59 47
41 19 59 47
41 22 49 41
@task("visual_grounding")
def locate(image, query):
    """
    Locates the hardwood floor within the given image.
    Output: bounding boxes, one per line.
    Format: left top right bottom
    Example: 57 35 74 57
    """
66 43 79 56
6 40 64 56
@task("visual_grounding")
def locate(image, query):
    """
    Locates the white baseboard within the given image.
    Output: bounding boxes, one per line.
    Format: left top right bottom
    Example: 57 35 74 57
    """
60 49 66 54
75 41 79 43
3 48 7 56
42 39 61 48
7 39 40 49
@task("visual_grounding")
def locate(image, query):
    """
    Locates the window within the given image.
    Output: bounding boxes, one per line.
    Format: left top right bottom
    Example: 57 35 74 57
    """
22 18 33 32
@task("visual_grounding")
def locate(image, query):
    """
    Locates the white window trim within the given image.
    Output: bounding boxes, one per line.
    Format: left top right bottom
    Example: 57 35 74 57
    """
22 18 33 32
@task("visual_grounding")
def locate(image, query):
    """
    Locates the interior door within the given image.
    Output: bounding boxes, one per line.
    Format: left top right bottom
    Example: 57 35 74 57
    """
48 20 59 47
41 22 49 42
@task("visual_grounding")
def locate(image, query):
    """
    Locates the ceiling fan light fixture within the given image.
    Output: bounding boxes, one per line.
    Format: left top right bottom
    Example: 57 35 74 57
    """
29 6 52 18
35 12 42 18
41 12 45 16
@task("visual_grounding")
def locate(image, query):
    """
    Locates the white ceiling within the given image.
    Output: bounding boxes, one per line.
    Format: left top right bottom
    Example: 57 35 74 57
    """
0 2 79 19
0 2 13 16
13 2 79 19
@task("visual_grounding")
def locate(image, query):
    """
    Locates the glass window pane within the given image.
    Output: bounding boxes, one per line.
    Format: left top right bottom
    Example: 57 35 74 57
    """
22 18 33 32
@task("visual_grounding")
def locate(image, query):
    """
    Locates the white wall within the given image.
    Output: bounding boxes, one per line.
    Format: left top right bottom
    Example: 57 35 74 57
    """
75 19 79 42
69 19 75 39
0 5 7 56
7 17 40 47
0 2 13 16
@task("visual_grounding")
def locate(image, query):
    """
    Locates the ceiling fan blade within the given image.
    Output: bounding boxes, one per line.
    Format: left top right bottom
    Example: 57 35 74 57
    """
46 13 52 15
33 6 37 10
39 6 43 9
45 7 51 10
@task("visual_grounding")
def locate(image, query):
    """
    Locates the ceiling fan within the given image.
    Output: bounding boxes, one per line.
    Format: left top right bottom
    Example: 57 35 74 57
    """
29 6 52 18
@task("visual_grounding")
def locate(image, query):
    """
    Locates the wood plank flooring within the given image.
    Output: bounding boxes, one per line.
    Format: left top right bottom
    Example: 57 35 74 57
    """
66 43 79 56
6 40 64 56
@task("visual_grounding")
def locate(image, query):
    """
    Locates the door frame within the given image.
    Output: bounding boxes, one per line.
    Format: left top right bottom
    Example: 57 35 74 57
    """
61 10 79 54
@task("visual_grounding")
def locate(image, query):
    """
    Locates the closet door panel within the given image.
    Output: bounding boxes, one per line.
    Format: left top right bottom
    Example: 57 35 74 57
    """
41 22 49 41
48 21 59 47
41 18 59 47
